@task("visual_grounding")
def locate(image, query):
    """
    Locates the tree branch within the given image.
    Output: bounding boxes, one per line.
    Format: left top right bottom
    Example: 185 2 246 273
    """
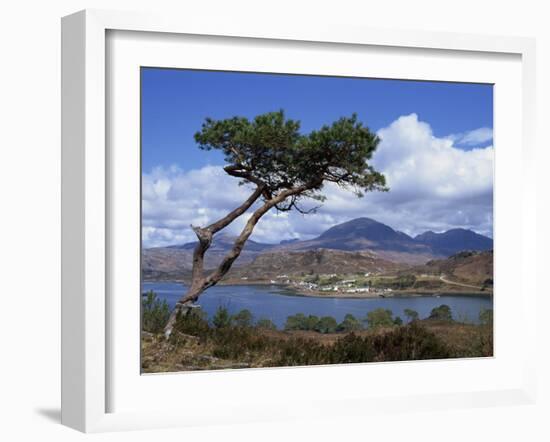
189 185 265 282
224 164 273 200
182 183 316 303
206 184 265 234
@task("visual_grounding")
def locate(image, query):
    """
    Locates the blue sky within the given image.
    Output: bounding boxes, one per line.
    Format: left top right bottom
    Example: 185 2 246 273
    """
141 68 493 172
141 68 494 247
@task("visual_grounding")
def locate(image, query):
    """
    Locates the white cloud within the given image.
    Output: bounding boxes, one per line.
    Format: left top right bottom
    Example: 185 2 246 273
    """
374 114 493 199
142 165 254 247
142 114 494 247
448 127 493 146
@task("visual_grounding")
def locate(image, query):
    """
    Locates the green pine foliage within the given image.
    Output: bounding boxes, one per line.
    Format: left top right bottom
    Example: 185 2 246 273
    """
194 111 388 211
212 306 233 329
337 314 363 332
232 309 254 328
404 308 419 323
428 304 453 321
141 290 170 334
365 308 395 329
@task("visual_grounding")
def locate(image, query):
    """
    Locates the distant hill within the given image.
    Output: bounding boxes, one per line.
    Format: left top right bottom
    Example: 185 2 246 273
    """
232 249 403 280
168 233 272 253
142 234 271 281
142 217 494 280
414 229 493 256
405 250 494 286
272 217 435 264
279 238 299 245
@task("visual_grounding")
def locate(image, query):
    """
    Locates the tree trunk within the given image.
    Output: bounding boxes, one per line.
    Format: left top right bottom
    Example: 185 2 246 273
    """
163 287 204 339
163 182 314 338
162 185 264 337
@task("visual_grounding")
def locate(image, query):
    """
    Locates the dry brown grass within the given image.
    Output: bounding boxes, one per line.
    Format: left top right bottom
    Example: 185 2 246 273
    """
141 318 492 373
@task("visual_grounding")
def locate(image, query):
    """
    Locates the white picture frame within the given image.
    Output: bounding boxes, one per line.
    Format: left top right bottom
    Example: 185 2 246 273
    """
61 9 537 433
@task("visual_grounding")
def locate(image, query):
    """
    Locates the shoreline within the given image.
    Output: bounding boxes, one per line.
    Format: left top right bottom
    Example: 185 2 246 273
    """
277 288 492 299
142 279 493 299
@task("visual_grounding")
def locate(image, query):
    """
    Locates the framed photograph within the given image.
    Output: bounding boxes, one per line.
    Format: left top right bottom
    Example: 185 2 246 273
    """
61 9 537 432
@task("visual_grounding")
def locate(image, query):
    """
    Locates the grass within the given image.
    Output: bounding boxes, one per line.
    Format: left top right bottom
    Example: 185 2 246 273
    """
141 310 493 373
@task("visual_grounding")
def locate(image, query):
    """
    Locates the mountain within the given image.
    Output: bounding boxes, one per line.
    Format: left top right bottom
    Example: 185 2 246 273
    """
315 217 422 251
273 217 435 264
141 217 494 279
168 233 272 253
279 238 299 245
414 228 493 256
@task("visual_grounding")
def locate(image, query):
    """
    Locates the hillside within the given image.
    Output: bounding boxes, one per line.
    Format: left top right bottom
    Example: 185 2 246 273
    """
274 217 434 260
230 249 403 280
142 234 269 281
405 250 494 286
142 217 494 280
142 247 192 281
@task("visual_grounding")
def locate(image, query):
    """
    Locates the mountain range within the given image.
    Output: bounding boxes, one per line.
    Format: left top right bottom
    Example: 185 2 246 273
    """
142 217 492 280
414 229 493 257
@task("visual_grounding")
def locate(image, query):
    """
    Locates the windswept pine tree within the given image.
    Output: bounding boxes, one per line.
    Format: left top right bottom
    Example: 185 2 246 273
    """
164 110 388 337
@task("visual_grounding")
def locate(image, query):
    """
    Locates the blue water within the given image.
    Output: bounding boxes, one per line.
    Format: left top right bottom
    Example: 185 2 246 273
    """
142 282 493 328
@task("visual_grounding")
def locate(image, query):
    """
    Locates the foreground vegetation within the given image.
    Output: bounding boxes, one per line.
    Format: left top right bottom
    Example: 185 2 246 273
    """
141 292 493 373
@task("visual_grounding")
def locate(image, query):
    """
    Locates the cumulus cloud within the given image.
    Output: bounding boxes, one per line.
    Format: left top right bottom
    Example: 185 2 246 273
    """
142 165 254 247
142 114 493 248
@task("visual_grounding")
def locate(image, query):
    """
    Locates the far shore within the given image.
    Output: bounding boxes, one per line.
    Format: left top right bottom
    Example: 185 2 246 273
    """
142 278 493 299
276 287 492 299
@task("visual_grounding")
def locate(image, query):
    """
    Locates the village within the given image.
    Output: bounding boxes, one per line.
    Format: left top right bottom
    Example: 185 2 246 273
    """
239 272 398 298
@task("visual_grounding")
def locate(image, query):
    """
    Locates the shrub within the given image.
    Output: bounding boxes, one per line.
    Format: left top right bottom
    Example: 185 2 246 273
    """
283 313 342 333
315 316 338 334
173 306 210 339
284 313 320 331
329 323 451 363
166 313 463 368
428 304 453 321
304 315 320 331
141 290 170 334
211 326 271 360
365 308 395 329
395 274 416 289
404 308 419 323
368 323 452 361
273 338 327 366
232 309 253 328
330 333 376 363
450 326 493 358
337 314 363 332
470 330 493 357
284 313 307 331
479 308 493 326
393 316 403 326
212 306 232 329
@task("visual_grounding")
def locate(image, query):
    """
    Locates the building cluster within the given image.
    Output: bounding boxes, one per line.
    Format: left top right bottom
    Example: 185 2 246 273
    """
238 272 396 296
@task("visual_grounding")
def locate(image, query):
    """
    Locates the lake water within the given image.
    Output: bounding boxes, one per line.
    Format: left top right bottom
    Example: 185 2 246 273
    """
142 282 493 327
